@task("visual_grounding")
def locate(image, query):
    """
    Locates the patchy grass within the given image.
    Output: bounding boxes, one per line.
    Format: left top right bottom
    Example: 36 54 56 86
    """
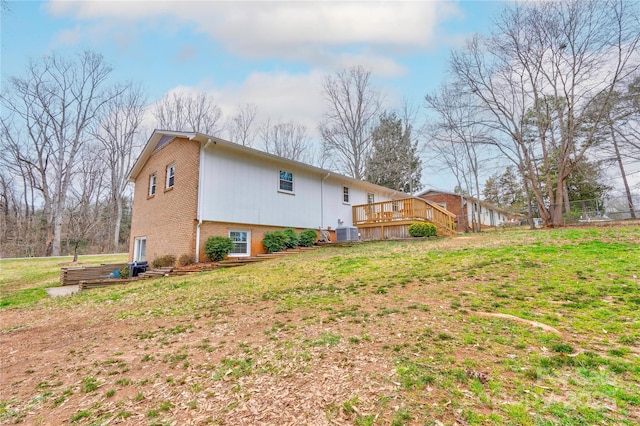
1 226 639 424
0 253 127 308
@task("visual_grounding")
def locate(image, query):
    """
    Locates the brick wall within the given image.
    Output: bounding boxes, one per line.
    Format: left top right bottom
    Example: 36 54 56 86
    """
129 137 200 263
419 193 470 232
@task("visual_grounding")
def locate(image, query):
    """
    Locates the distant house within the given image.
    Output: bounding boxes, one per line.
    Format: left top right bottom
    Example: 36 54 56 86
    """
417 189 522 232
127 130 414 263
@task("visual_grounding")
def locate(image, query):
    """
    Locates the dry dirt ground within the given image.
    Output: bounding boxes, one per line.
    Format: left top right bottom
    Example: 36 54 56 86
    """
3 280 478 426
1 229 637 425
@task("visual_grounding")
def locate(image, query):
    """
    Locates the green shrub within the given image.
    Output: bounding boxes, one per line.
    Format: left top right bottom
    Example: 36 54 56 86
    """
298 229 318 247
282 228 299 249
408 222 437 238
119 265 130 278
177 254 195 267
152 255 176 268
262 231 286 253
204 236 234 262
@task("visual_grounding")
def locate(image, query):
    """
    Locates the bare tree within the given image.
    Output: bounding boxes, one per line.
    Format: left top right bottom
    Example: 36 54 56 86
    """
590 75 640 218
450 0 640 227
1 50 116 255
154 92 223 134
227 103 258 146
260 119 311 162
425 83 493 231
66 145 107 261
319 66 381 179
93 83 146 252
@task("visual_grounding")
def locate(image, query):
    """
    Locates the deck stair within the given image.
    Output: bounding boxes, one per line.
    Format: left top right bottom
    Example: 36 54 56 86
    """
353 197 457 240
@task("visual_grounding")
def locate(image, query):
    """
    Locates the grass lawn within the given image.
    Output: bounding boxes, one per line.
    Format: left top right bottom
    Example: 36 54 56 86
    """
0 226 639 425
0 254 128 308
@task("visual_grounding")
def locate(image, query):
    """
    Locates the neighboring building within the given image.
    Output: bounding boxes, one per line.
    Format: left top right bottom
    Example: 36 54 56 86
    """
417 189 522 232
127 130 410 263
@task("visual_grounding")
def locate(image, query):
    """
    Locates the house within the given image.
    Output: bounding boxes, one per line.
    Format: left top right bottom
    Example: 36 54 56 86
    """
417 189 522 232
127 130 415 263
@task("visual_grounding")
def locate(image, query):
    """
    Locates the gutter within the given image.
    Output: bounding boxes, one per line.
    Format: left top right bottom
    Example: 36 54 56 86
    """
195 138 214 262
320 173 330 228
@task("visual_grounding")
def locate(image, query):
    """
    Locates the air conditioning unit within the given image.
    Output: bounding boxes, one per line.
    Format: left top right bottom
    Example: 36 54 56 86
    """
336 226 359 242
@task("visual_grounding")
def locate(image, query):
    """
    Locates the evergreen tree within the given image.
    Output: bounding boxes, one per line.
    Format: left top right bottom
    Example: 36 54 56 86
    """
483 166 526 210
365 111 422 193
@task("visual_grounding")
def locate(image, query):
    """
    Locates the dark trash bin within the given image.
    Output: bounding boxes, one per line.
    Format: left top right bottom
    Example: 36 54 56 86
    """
129 261 148 277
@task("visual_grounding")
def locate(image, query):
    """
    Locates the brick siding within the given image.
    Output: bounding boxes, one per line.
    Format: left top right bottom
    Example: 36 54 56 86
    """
418 193 470 232
129 137 200 263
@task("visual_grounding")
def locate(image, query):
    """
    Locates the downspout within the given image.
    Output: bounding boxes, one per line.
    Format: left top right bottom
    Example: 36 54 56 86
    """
321 173 330 228
195 138 213 262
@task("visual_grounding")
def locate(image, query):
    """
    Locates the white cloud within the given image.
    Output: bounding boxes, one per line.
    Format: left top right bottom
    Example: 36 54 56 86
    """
145 70 326 139
46 0 461 72
53 24 84 45
215 70 326 131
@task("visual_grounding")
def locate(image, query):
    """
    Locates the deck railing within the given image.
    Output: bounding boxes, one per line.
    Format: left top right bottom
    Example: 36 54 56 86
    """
352 198 457 236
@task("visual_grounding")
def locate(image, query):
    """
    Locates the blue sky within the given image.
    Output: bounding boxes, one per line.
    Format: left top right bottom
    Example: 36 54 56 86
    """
1 0 507 189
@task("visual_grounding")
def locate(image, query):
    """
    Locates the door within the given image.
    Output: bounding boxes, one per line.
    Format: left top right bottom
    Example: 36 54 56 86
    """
134 237 147 261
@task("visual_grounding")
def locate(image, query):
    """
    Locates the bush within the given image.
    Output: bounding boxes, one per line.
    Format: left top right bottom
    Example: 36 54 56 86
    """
204 236 234 262
262 231 286 253
408 222 437 238
177 253 195 267
119 265 130 278
152 254 176 268
298 229 318 247
282 228 299 249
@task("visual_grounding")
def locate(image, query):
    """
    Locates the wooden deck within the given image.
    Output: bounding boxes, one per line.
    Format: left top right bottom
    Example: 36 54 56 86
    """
352 198 457 239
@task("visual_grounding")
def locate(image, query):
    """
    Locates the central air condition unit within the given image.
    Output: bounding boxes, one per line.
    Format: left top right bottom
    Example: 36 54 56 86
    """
335 226 359 242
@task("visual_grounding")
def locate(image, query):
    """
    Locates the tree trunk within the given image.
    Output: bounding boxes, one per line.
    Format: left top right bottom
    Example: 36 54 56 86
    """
522 175 536 230
113 195 123 253
52 213 64 256
474 174 482 233
611 124 636 218
563 182 570 214
550 184 565 227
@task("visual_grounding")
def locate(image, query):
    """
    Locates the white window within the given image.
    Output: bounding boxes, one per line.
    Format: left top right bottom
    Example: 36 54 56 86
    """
149 173 157 196
166 163 175 189
229 230 250 257
367 193 375 204
343 186 350 203
134 237 147 261
279 170 294 192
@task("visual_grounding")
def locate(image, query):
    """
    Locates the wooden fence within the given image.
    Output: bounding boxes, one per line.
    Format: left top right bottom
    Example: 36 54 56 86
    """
60 263 127 286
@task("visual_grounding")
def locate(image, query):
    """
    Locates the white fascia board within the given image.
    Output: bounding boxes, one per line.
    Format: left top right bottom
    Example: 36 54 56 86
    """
127 129 197 182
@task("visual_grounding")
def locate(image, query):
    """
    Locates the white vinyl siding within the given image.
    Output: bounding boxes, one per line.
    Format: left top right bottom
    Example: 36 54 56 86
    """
199 145 395 229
